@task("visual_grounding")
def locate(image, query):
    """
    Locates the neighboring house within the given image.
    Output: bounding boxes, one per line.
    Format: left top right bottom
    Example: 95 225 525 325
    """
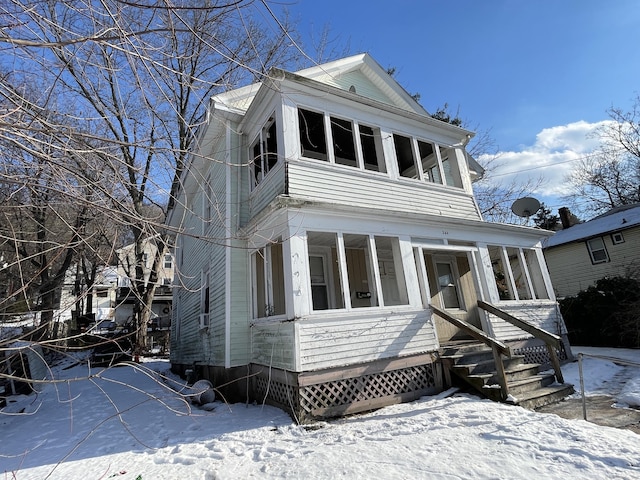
54 239 174 353
167 54 571 421
543 204 640 298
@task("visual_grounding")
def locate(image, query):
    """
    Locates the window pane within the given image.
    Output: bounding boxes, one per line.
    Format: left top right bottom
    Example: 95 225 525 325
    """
418 140 441 184
330 117 357 166
343 234 378 308
265 120 278 171
298 109 327 160
253 250 266 318
393 134 418 178
506 247 532 300
359 124 386 172
488 246 514 300
307 232 344 310
524 249 549 299
587 237 609 263
375 236 409 306
270 243 285 315
439 146 462 187
436 262 461 309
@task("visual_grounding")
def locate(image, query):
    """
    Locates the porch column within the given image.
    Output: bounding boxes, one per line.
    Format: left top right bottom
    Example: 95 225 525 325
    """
286 233 311 318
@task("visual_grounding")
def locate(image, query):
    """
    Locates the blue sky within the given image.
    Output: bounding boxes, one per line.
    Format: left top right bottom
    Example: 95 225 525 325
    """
263 0 640 215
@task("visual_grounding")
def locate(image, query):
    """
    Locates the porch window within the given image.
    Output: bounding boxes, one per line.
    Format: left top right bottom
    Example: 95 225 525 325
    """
488 245 514 300
330 116 357 167
375 236 409 306
343 234 379 308
298 108 327 161
394 134 419 179
439 146 463 188
586 237 609 264
359 124 386 172
418 140 442 184
251 115 278 187
488 245 549 301
251 242 286 318
523 249 549 299
307 232 344 310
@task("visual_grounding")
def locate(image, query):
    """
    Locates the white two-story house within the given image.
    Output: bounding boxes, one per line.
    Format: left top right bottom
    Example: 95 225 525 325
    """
167 54 571 421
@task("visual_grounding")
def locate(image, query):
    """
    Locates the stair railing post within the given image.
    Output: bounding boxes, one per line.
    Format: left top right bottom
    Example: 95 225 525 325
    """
546 343 565 384
491 344 509 401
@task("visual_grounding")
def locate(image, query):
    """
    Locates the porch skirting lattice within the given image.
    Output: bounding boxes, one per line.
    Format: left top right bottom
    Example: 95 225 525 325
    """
251 353 442 423
510 335 573 368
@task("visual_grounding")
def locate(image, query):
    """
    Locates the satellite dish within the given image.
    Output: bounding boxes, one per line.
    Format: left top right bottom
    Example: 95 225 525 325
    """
511 197 541 218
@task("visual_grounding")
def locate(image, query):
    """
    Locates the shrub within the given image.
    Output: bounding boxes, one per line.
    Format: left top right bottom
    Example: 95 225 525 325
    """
559 276 640 348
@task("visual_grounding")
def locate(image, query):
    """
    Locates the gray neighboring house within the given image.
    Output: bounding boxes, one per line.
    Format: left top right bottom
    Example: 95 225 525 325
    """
543 204 640 298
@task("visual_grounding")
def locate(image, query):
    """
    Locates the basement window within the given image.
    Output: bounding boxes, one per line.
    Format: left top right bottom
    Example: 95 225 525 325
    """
251 115 278 188
586 237 609 264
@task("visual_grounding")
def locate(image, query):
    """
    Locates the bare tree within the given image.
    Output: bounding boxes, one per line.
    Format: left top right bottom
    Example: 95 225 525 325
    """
565 94 640 217
429 103 542 223
1 1 301 350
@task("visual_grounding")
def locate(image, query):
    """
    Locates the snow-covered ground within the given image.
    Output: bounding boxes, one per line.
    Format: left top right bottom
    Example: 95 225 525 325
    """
1 347 639 479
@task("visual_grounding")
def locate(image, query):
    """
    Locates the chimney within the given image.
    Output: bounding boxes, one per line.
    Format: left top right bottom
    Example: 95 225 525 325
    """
559 207 572 229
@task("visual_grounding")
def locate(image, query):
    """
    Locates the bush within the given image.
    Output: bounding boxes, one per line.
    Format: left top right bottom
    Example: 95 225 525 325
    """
559 276 640 348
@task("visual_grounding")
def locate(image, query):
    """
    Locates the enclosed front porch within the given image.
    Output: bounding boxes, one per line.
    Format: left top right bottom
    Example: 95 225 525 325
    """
245 210 572 420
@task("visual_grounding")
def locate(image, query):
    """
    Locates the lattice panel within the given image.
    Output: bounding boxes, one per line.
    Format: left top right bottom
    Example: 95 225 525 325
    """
255 375 298 409
299 364 436 414
514 343 568 366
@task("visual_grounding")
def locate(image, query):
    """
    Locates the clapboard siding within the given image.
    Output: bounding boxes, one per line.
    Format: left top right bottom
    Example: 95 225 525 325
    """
487 302 566 342
297 310 437 371
313 70 394 106
545 225 640 297
250 321 297 370
229 239 251 366
248 161 286 221
287 160 480 221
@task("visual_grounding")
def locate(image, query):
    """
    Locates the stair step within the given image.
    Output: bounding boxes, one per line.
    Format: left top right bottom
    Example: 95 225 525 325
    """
505 373 555 396
452 356 525 375
509 383 575 409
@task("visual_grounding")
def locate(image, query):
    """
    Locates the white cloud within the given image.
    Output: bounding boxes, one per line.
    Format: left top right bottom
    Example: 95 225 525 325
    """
478 120 611 201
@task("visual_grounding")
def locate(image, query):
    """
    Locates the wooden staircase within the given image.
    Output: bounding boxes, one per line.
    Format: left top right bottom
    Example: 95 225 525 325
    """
440 342 574 409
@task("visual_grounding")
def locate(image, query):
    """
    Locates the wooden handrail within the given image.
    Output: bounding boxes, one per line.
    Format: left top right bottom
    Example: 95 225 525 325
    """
477 300 565 384
430 305 511 400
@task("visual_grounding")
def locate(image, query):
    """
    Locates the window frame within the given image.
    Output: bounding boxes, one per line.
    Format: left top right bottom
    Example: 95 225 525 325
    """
488 245 550 302
586 237 610 264
611 232 624 245
250 114 279 189
251 241 287 320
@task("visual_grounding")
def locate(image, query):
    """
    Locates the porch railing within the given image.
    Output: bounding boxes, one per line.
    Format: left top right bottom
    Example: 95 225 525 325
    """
429 305 512 400
477 300 565 384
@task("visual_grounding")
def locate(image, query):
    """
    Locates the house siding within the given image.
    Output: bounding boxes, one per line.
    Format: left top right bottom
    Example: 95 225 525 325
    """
249 309 437 373
486 302 566 342
544 225 640 297
286 161 480 221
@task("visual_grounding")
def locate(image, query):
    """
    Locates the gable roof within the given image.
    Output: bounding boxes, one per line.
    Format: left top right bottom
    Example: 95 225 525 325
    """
544 203 640 248
213 53 429 117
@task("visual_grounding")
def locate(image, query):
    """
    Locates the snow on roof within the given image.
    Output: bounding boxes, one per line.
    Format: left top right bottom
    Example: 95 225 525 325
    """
544 203 640 248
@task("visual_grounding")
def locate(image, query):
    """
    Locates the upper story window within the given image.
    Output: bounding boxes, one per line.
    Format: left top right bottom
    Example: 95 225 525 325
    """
586 237 609 264
611 232 624 245
163 254 173 269
298 108 386 172
394 134 462 188
251 115 278 188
